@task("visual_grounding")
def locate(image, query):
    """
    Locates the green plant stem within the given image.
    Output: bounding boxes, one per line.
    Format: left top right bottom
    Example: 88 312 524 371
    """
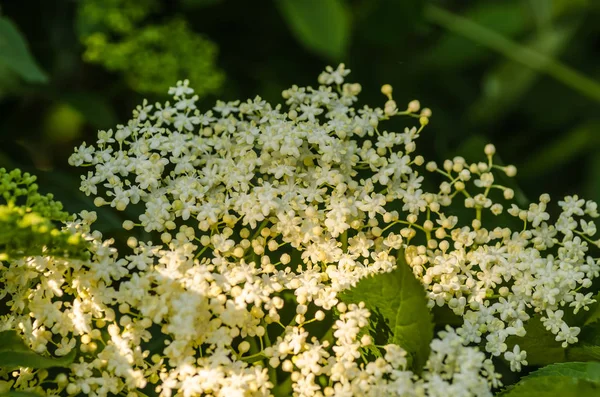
425 4 600 103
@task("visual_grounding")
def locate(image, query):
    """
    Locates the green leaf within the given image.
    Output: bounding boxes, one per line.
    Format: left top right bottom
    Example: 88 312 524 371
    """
0 17 48 83
275 0 350 61
568 345 600 362
500 362 600 396
0 330 76 369
528 0 553 32
506 315 566 365
576 321 600 347
583 292 600 326
340 253 433 371
0 62 22 99
507 314 600 365
0 330 32 353
500 375 600 397
525 362 600 382
0 392 44 397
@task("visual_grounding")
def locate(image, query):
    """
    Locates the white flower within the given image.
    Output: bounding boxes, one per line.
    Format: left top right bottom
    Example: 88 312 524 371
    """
504 345 527 372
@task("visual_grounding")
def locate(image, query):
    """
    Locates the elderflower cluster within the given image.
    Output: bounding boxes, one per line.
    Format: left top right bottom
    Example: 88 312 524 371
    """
2 64 596 396
0 211 129 394
405 147 599 371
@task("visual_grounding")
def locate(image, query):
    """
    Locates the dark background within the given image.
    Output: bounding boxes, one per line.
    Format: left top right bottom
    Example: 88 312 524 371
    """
1 0 599 233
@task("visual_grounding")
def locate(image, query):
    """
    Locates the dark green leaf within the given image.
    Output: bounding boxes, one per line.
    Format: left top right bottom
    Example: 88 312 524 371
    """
0 62 22 99
0 350 76 369
0 17 48 83
508 314 600 365
500 362 600 396
499 375 600 397
275 0 350 61
0 392 44 397
583 292 600 326
340 253 433 371
568 345 600 362
576 321 600 347
0 330 32 353
527 0 553 32
0 331 76 369
525 362 600 382
506 316 566 365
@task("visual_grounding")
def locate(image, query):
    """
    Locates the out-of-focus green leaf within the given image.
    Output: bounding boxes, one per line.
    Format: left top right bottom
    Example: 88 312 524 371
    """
525 362 600 383
340 253 433 372
506 315 566 366
576 321 600 346
426 5 600 103
499 363 600 396
528 0 553 32
582 292 600 326
0 16 48 83
421 2 528 70
568 345 600 362
471 23 578 125
275 0 350 61
519 122 600 180
551 0 590 18
63 92 118 129
507 314 600 364
0 330 76 369
0 392 43 397
0 63 22 99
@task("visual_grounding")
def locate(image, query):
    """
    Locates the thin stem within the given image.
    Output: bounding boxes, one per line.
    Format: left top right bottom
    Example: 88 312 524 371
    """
425 4 600 103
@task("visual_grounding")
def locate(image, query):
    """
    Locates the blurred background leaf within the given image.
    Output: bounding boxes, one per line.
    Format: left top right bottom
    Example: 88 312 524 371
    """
419 2 529 70
471 22 579 125
275 0 351 61
0 16 48 84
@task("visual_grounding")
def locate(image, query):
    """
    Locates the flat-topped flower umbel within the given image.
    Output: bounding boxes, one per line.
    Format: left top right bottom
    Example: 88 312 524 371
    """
2 65 596 397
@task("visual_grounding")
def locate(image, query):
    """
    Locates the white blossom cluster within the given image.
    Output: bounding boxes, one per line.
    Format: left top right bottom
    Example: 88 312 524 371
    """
1 64 596 396
407 149 600 372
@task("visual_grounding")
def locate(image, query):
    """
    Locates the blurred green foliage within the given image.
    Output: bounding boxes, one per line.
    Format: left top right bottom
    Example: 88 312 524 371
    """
77 0 223 95
0 168 88 260
0 0 598 230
